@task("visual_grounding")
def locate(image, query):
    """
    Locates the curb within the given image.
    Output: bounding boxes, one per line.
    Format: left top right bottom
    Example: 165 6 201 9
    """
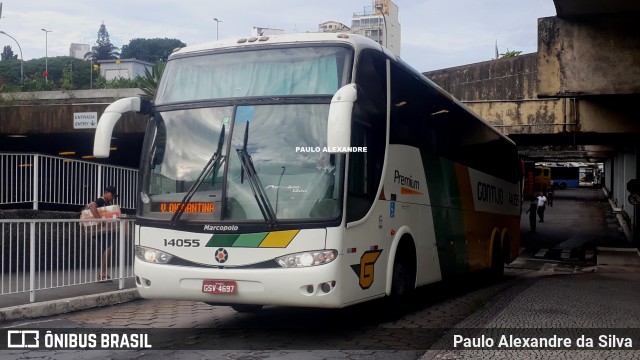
597 246 640 272
604 188 634 243
0 289 140 323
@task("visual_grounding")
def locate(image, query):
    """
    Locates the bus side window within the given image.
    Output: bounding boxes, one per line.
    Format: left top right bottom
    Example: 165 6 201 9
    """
347 50 387 223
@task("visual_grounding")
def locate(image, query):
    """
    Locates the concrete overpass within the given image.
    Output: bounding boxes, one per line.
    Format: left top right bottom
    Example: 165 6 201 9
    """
0 89 147 168
424 0 640 239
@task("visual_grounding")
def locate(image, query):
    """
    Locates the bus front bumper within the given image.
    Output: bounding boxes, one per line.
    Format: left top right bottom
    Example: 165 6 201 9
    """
134 258 343 308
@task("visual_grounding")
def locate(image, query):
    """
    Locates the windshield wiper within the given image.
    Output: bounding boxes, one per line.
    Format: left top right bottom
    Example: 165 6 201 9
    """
171 124 226 225
236 122 278 227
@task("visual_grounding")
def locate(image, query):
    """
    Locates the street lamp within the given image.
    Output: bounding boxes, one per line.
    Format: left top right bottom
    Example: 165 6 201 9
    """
0 31 23 83
374 2 387 48
41 28 52 83
213 18 222 40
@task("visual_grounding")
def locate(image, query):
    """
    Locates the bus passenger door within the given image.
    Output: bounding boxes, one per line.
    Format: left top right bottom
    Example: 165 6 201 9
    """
341 50 389 305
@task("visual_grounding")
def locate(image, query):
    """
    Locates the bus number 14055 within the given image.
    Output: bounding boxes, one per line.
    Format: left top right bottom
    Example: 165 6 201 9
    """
164 239 201 247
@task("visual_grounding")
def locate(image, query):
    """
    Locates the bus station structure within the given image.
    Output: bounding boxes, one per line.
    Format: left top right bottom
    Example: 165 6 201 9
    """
1 0 639 240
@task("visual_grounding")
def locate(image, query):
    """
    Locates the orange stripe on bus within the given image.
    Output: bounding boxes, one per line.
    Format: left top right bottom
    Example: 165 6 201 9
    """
400 186 423 195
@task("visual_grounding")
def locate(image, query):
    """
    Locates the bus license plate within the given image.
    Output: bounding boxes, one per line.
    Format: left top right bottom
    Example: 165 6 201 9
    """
202 280 237 294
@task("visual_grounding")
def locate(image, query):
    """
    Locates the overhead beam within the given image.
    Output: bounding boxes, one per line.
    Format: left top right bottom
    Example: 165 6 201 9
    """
554 0 640 18
537 15 640 97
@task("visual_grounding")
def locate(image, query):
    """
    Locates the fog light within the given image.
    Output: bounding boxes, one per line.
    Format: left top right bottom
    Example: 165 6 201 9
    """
321 282 331 293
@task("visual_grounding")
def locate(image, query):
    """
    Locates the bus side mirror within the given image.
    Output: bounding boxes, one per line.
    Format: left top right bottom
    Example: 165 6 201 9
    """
326 83 357 153
93 97 142 158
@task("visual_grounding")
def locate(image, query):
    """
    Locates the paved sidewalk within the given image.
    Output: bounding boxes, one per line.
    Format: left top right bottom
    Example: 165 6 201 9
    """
422 187 640 358
0 278 139 322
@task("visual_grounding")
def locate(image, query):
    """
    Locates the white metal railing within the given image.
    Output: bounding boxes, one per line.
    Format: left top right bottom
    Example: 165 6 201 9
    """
1 218 136 302
0 153 138 210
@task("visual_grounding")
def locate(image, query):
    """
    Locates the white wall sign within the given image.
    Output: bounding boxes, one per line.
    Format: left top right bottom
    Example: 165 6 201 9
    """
73 112 98 129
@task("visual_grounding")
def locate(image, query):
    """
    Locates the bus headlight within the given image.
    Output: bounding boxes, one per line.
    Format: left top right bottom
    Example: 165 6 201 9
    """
135 246 173 264
276 250 337 268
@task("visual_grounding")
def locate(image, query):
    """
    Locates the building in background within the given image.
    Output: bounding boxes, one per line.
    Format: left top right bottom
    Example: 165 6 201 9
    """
251 27 285 37
318 21 350 33
69 43 90 59
317 1 401 56
97 59 152 81
350 0 401 56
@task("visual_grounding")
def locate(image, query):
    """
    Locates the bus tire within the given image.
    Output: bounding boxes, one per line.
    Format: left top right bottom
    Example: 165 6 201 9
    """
491 238 504 279
386 240 416 320
560 182 567 190
231 304 263 313
502 232 512 265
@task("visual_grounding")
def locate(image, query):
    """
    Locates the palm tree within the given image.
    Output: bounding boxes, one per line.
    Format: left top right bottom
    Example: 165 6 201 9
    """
138 61 165 100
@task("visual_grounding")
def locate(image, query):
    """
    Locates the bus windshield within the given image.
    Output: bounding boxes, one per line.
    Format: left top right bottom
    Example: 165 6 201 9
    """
156 46 351 104
141 45 352 224
140 104 344 223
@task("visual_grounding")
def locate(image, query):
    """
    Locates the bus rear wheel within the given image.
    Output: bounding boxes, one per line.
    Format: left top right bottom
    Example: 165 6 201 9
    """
490 239 504 279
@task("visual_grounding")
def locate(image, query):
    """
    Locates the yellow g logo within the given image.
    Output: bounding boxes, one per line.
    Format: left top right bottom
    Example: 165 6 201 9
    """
350 250 382 289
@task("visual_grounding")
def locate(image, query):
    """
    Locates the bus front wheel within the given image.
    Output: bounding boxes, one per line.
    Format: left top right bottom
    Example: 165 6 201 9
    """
386 242 416 319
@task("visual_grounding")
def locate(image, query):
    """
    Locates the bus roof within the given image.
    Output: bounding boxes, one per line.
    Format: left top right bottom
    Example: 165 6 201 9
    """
169 33 515 147
170 32 393 60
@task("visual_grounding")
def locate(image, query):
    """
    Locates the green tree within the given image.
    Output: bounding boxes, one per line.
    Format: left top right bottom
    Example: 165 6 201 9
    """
1 45 17 60
0 58 21 84
121 38 186 63
85 22 120 61
60 63 74 90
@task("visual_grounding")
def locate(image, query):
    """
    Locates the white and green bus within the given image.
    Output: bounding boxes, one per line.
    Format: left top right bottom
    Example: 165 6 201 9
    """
94 33 522 314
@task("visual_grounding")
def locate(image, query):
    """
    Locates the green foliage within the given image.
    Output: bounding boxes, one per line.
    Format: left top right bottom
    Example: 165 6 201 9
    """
0 22 178 93
500 49 522 58
60 63 74 90
0 58 22 84
106 76 139 89
1 45 18 60
138 61 165 100
121 38 186 63
20 76 53 92
0 84 23 93
0 57 95 91
92 75 108 89
92 74 140 90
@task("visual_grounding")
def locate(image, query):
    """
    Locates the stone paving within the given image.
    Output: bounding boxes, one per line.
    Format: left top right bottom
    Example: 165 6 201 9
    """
2 188 638 360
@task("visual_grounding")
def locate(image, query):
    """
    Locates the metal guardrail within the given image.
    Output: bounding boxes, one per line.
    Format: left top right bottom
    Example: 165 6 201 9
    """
1 218 136 303
0 153 138 210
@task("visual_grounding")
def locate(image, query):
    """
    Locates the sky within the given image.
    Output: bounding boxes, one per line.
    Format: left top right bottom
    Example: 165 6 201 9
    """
0 0 557 72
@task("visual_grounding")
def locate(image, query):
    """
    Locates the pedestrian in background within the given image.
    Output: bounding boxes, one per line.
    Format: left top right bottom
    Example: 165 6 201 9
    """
547 188 554 207
88 186 119 282
537 192 548 222
525 196 538 233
